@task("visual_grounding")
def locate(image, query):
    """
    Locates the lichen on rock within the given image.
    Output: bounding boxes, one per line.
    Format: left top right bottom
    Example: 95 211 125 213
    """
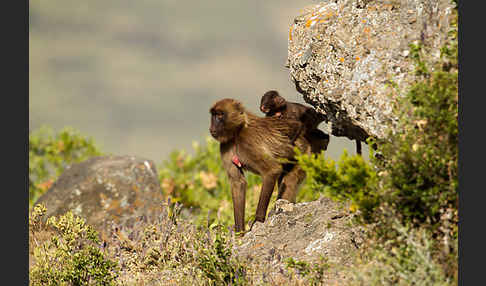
33 155 164 238
287 0 455 141
235 197 365 284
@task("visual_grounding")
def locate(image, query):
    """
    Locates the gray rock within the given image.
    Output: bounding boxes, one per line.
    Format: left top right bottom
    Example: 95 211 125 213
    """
34 155 164 237
287 0 456 141
235 197 365 284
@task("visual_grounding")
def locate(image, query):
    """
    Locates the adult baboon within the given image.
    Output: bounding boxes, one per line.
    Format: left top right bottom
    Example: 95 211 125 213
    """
209 98 311 234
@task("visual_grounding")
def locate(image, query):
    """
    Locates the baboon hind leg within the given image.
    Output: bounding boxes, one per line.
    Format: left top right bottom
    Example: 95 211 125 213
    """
356 140 362 155
277 164 306 203
306 129 330 154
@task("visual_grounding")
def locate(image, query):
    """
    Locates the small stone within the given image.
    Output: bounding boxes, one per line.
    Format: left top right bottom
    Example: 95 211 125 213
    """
274 199 294 213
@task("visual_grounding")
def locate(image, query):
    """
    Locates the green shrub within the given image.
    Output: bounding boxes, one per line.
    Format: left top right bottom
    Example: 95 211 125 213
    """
29 204 118 286
296 149 379 220
373 28 458 228
29 126 102 207
285 256 330 285
194 223 247 285
348 221 457 286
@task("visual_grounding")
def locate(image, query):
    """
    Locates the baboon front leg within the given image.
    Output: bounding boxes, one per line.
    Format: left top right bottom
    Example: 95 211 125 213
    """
227 166 247 234
277 165 306 203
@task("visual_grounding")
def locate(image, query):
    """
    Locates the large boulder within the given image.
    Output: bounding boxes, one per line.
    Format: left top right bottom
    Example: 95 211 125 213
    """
34 155 164 236
287 0 456 141
235 197 365 284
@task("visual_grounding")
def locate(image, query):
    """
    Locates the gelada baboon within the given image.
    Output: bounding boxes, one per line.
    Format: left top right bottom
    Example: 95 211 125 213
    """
261 90 365 155
260 90 330 153
209 98 311 234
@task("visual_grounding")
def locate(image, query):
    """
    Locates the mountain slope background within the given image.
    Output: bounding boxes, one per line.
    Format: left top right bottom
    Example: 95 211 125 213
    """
29 0 368 162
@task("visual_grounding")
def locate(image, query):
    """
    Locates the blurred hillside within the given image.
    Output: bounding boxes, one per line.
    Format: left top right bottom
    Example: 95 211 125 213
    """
29 0 368 162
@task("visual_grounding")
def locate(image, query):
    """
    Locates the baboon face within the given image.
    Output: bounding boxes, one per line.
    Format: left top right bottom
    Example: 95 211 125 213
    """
209 98 245 143
260 90 286 114
209 108 226 139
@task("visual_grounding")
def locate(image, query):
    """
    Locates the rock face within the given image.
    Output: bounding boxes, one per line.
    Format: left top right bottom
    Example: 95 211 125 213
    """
235 197 365 284
287 0 455 141
34 155 164 236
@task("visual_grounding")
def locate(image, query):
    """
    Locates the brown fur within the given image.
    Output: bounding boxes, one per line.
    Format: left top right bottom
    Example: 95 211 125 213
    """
210 98 311 234
260 90 330 153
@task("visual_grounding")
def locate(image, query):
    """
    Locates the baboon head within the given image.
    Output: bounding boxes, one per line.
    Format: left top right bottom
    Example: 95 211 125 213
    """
260 90 287 114
209 98 247 143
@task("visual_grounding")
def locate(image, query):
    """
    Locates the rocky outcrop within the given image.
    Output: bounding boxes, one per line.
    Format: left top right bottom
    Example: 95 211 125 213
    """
287 0 456 141
235 197 366 284
34 155 164 236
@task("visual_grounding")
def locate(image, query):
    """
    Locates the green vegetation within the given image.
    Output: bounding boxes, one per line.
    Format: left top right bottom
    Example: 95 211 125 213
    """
195 223 247 285
29 204 118 286
297 31 457 230
29 202 249 285
296 45 458 229
285 257 330 286
296 149 379 220
29 126 102 207
132 203 248 285
349 221 457 286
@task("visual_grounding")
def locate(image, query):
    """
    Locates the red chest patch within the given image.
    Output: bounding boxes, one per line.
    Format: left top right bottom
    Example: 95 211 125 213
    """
232 154 242 168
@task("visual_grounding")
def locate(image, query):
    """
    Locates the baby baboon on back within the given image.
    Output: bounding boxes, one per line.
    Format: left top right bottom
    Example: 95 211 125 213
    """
260 90 329 153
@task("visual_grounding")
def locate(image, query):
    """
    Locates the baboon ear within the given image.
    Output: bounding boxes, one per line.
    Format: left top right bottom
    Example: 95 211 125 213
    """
234 101 245 113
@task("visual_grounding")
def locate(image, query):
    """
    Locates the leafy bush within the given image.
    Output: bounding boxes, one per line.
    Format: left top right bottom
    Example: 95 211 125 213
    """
375 74 458 221
377 12 457 230
373 39 458 226
29 126 102 207
348 221 457 286
296 149 379 220
29 204 118 286
194 223 247 285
